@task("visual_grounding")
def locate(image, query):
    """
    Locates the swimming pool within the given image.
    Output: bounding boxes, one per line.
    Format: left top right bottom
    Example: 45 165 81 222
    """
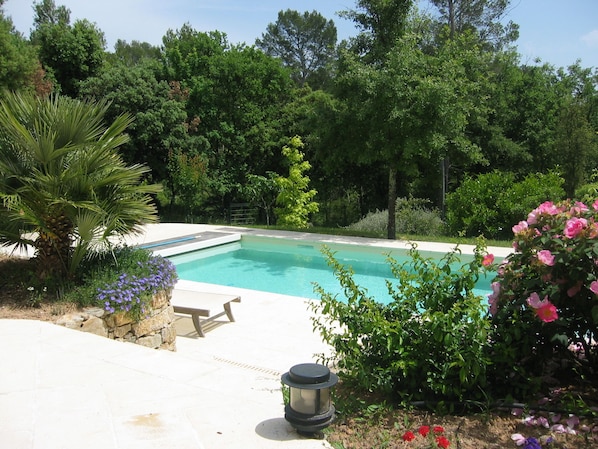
168 235 495 304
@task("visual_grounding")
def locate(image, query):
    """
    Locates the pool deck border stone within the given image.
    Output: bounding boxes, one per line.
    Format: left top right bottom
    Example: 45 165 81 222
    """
0 223 511 449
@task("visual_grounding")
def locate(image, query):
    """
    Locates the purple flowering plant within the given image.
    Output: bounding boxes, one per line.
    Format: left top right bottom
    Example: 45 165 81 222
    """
97 253 178 319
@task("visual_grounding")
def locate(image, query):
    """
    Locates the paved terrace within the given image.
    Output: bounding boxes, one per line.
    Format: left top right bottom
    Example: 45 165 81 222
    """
0 224 512 449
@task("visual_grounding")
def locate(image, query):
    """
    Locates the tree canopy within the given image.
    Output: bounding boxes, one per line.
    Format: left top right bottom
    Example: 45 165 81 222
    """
0 0 596 234
0 5 38 92
256 9 338 88
32 0 105 96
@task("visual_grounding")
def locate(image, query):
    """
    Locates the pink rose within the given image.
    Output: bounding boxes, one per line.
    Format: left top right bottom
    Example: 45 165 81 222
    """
526 292 545 309
527 292 558 322
512 221 528 235
527 201 558 224
536 303 558 323
590 281 598 295
564 217 587 238
570 201 588 215
537 250 555 266
593 199 598 211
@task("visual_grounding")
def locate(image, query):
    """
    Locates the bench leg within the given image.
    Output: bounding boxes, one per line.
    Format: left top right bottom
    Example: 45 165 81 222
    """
224 302 235 322
190 313 206 338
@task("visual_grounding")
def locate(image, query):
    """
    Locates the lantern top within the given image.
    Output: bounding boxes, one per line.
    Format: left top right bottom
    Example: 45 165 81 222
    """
281 363 339 389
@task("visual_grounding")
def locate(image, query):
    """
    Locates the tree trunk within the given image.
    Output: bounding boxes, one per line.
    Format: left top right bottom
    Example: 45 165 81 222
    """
387 167 397 240
34 213 73 281
441 155 450 216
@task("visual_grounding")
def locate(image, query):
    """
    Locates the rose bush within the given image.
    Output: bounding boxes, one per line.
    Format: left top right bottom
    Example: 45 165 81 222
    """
488 199 598 394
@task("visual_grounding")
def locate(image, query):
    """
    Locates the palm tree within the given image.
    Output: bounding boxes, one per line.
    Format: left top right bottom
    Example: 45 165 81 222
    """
0 91 161 283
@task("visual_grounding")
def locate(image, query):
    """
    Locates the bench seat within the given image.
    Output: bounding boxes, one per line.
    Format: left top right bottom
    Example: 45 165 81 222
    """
171 289 241 337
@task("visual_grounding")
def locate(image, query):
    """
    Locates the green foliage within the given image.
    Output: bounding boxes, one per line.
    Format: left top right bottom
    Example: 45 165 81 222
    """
489 199 598 396
161 25 294 207
575 170 598 203
109 39 161 66
0 91 160 283
315 188 363 228
274 136 319 228
333 30 484 237
445 171 565 239
339 0 413 62
347 198 445 237
346 209 389 235
555 99 596 196
256 9 337 88
0 11 38 92
243 173 279 226
429 0 519 51
32 1 105 96
167 149 208 215
395 197 445 236
446 171 512 238
311 241 494 404
63 247 177 320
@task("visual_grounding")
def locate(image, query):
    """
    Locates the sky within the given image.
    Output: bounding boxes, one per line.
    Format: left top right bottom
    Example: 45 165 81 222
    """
3 0 598 70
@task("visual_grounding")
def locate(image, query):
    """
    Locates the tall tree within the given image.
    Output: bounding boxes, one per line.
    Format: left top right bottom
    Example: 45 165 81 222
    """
31 0 105 97
555 99 595 197
426 0 518 50
256 9 337 88
335 32 479 238
337 0 415 238
108 39 162 67
162 26 294 210
78 60 194 184
0 92 160 282
0 5 38 92
340 0 414 62
32 0 69 26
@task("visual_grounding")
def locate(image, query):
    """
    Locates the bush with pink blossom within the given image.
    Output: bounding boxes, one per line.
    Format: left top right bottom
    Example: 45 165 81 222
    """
488 199 598 395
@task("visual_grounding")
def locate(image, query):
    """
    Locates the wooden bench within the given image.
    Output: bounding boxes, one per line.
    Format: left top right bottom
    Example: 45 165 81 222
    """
171 289 241 337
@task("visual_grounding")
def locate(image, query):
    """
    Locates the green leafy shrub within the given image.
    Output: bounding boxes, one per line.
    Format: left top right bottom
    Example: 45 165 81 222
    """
347 197 445 237
446 171 565 239
311 241 494 406
395 197 445 236
63 247 178 319
575 170 598 203
346 208 388 234
488 199 598 396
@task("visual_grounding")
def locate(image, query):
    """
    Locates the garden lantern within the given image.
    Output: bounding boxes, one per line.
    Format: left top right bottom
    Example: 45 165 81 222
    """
281 363 338 435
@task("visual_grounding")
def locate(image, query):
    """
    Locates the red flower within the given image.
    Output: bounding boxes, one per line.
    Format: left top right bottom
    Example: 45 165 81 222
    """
402 431 416 442
418 425 430 437
436 435 450 448
433 426 445 434
482 254 495 266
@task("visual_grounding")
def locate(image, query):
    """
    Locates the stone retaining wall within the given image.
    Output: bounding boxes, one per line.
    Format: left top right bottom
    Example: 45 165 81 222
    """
56 289 176 351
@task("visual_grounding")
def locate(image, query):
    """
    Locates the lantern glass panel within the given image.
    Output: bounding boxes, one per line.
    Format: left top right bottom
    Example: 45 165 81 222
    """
290 387 315 414
290 387 331 415
318 387 330 413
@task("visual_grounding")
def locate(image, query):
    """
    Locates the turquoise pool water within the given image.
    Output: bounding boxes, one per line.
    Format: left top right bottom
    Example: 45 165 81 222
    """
169 236 494 304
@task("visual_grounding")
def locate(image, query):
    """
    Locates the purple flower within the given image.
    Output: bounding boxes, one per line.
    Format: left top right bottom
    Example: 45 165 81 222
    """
523 437 542 449
96 254 178 314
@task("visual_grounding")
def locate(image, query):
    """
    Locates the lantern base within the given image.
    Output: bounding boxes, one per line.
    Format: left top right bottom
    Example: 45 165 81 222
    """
284 403 336 435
